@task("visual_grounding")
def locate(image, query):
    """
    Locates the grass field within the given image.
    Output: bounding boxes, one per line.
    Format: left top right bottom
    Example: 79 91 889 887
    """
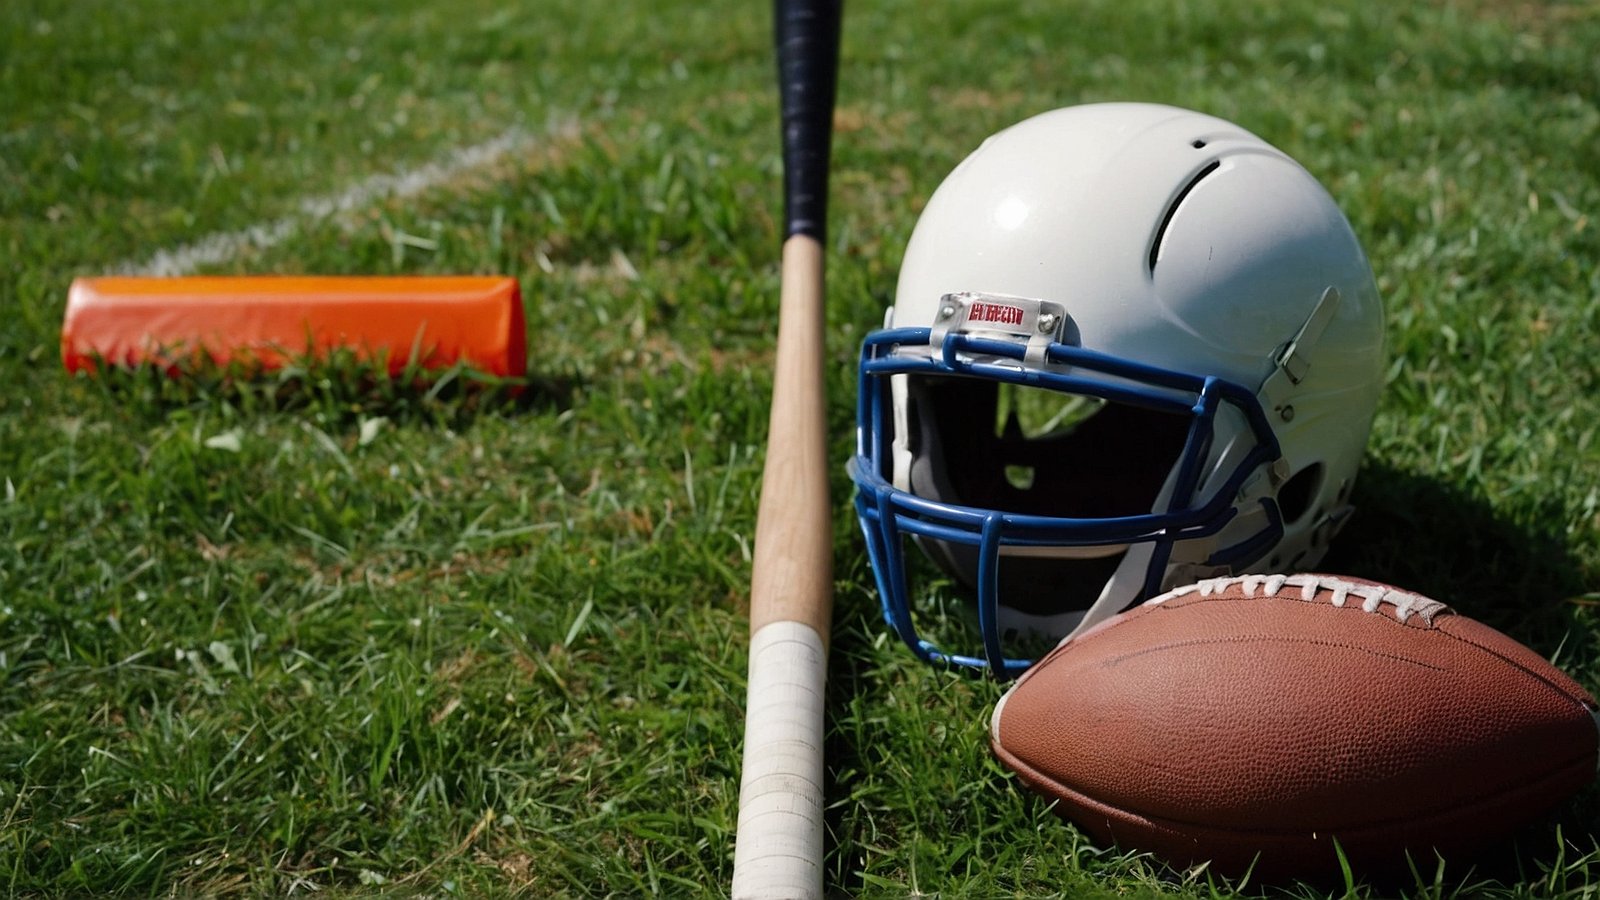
3 0 1598 895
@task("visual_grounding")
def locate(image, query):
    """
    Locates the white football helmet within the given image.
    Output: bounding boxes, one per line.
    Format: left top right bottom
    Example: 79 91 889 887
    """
848 103 1385 676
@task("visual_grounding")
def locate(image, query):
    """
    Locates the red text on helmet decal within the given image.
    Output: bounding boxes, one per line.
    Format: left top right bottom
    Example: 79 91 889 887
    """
969 302 1025 327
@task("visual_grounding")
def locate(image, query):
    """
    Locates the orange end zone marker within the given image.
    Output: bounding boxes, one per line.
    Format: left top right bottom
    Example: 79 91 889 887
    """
62 276 526 377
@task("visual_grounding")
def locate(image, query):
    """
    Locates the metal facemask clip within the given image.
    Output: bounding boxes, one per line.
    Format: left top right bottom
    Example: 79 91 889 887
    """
928 291 1079 368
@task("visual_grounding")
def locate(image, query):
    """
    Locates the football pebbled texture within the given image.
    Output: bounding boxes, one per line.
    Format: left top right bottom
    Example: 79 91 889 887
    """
990 574 1600 879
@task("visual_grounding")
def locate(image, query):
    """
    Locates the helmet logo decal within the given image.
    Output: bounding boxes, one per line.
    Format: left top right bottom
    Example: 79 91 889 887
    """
968 301 1026 327
929 291 1079 368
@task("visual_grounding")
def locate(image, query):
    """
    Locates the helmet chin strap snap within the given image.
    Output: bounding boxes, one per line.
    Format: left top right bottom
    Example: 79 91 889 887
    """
1257 286 1341 417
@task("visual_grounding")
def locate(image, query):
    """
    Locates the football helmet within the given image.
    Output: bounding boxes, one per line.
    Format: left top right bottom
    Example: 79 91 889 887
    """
848 103 1385 676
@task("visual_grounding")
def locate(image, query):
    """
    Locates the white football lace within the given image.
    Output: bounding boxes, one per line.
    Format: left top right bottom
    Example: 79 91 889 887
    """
1147 574 1450 625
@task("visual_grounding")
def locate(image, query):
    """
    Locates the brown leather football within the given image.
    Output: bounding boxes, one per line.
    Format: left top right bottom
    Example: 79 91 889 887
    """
990 574 1599 879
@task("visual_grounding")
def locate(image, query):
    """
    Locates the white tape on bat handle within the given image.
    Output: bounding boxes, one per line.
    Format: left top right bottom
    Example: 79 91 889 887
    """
731 620 827 900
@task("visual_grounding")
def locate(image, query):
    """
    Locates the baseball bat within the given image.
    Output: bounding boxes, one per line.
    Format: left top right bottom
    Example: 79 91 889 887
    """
730 1 841 897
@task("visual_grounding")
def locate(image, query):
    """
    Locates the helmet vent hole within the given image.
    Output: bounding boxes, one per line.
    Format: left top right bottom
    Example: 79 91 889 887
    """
1191 139 1207 149
1278 464 1323 525
1004 465 1036 490
1148 160 1221 274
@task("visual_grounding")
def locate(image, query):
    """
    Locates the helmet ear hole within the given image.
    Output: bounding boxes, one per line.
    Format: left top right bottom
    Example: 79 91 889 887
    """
1278 463 1323 524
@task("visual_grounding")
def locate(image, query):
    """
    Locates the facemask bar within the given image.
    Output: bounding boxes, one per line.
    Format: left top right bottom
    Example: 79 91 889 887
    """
849 325 1285 676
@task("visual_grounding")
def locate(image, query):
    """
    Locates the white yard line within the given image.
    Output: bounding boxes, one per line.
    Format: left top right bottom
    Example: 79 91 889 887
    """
116 122 568 276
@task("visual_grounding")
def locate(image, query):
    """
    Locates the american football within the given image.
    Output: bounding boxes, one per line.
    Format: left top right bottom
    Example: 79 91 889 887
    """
989 573 1600 878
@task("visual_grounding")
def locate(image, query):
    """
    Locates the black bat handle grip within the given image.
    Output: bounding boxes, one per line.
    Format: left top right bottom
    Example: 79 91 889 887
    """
775 0 842 242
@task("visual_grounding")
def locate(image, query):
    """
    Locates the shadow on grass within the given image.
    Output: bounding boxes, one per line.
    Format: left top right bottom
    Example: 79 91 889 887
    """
1325 459 1592 650
69 356 582 430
